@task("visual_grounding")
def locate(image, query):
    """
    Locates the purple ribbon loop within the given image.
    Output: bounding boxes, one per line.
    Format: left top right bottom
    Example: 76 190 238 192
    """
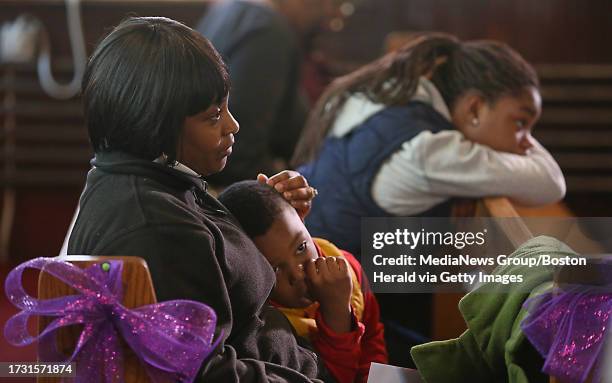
4 257 220 383
521 285 612 383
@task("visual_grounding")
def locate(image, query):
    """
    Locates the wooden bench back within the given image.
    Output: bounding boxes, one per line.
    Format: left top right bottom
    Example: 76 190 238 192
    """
474 197 534 247
37 256 156 383
433 197 533 340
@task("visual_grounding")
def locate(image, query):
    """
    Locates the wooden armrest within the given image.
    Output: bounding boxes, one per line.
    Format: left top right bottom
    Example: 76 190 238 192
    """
37 256 156 383
476 197 534 247
434 197 533 340
453 197 533 246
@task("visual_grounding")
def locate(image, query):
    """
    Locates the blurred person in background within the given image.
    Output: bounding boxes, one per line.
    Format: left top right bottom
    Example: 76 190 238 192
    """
197 0 341 187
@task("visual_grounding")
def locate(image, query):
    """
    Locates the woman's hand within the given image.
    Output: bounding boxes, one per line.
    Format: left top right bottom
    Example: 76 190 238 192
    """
257 171 317 220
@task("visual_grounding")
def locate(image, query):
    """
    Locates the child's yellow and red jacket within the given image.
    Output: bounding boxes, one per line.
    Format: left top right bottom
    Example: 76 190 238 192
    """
272 238 388 383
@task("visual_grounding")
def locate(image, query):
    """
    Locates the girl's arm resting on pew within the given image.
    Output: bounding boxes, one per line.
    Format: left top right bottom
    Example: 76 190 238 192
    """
372 130 566 215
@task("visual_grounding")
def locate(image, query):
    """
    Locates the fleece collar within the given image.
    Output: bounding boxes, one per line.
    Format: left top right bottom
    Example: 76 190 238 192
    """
91 151 208 193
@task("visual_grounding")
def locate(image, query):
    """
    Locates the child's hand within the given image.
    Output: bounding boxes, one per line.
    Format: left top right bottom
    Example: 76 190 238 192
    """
305 257 352 333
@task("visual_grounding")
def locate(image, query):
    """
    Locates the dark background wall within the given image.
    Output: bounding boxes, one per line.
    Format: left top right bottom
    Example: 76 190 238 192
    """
316 0 612 66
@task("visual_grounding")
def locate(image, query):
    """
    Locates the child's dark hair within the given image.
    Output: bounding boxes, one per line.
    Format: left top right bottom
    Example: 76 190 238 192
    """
82 17 230 162
219 181 291 238
291 32 539 166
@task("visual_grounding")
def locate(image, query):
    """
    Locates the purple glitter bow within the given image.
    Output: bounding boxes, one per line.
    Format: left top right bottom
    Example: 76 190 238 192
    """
521 286 612 383
4 257 220 383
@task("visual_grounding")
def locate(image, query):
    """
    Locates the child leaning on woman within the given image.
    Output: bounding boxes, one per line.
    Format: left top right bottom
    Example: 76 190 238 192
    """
219 181 387 383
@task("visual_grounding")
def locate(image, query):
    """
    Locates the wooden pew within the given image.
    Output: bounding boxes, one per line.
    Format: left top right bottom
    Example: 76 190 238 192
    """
536 64 612 194
37 256 156 383
432 197 534 340
474 197 534 247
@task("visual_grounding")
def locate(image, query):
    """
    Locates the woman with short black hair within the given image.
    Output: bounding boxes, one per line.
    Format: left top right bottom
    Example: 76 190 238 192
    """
83 16 230 165
69 16 326 382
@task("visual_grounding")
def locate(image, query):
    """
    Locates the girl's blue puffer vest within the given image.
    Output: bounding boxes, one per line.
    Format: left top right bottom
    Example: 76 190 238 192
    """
299 102 455 258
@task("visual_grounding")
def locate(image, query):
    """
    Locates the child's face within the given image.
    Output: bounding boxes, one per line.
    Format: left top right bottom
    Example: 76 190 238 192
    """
457 86 542 155
253 207 319 308
179 96 239 176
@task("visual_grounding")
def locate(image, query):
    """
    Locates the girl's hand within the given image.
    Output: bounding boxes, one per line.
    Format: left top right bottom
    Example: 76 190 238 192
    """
257 171 318 220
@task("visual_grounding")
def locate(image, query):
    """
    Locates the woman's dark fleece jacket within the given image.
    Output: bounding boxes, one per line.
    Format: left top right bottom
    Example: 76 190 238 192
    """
68 151 332 382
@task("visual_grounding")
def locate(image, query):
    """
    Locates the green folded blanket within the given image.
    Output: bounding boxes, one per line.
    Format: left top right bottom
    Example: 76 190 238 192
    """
411 236 577 383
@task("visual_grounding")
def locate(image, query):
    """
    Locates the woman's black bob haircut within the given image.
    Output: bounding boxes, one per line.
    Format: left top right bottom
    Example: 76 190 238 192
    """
82 16 230 162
